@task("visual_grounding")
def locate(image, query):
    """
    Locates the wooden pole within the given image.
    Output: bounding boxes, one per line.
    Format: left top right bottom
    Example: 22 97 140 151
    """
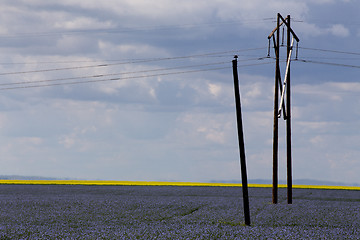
272 13 280 204
286 15 293 204
232 56 251 226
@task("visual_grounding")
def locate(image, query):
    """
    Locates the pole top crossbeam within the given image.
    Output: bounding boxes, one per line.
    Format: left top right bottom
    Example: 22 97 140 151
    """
268 13 299 42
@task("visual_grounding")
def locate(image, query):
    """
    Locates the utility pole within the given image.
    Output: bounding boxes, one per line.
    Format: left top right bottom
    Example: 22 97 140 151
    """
232 56 250 226
268 13 299 204
272 14 280 204
286 15 293 204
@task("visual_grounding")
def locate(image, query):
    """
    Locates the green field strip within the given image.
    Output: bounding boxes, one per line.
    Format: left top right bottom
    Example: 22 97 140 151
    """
0 180 359 190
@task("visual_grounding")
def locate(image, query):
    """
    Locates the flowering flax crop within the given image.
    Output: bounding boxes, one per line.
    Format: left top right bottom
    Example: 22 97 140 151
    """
0 184 359 239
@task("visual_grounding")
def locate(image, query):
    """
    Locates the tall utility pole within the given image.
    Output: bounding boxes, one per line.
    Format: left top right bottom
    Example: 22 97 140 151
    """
268 13 299 204
286 15 292 204
232 56 250 226
272 15 280 204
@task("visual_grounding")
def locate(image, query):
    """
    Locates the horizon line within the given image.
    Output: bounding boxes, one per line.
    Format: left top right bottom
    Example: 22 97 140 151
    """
0 180 359 191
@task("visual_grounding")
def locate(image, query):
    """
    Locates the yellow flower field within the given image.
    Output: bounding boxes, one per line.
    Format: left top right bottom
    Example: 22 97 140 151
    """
0 180 359 190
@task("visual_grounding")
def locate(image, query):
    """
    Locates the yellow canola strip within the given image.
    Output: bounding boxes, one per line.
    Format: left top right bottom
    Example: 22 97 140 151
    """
0 180 359 190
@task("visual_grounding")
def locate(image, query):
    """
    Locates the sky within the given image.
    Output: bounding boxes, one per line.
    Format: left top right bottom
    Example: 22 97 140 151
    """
0 0 359 185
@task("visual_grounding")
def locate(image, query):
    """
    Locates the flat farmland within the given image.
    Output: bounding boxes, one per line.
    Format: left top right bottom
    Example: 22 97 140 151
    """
0 184 359 239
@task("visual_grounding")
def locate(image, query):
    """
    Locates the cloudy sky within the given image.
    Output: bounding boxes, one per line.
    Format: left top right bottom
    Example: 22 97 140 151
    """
0 0 359 185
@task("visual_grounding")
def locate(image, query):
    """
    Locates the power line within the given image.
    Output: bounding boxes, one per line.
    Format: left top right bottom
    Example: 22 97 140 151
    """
295 56 360 60
294 18 360 27
295 59 360 69
0 48 266 75
0 61 273 91
0 59 128 65
0 53 243 65
0 66 230 91
0 61 229 87
0 58 271 88
267 54 360 68
0 19 275 39
4 45 360 77
0 56 233 65
299 47 360 56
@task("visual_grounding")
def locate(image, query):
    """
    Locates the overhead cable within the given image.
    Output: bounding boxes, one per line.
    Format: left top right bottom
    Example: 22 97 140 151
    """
0 61 273 91
0 48 266 75
0 61 229 86
296 59 360 69
0 66 230 91
299 47 360 56
0 19 275 39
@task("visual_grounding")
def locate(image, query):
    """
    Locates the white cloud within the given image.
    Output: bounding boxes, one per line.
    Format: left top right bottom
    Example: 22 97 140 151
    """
0 25 8 35
239 75 273 109
208 83 222 97
328 24 350 37
54 17 115 30
176 112 235 145
17 137 43 146
0 113 7 129
245 82 262 98
59 126 97 149
309 135 325 145
295 22 325 37
59 135 76 149
296 22 351 38
215 0 307 23
98 41 170 59
19 0 309 30
297 121 340 133
329 82 360 92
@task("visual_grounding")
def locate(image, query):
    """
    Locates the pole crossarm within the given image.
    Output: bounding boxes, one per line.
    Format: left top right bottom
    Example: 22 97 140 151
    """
268 14 300 43
268 16 288 40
